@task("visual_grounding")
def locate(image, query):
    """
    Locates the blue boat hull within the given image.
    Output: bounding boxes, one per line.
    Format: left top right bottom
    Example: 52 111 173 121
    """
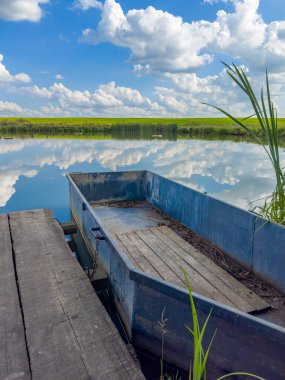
67 170 285 378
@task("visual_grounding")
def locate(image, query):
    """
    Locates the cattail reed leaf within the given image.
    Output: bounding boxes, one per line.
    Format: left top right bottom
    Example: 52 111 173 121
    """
204 63 285 225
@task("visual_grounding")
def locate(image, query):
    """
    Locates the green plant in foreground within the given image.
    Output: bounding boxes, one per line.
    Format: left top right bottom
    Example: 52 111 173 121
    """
183 271 265 380
159 270 265 380
204 63 285 226
183 270 216 380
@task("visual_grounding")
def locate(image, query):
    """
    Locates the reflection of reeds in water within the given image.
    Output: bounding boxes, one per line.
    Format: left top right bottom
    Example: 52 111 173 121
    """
205 63 285 226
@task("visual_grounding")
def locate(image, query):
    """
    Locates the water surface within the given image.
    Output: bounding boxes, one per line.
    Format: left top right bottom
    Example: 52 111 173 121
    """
0 136 283 221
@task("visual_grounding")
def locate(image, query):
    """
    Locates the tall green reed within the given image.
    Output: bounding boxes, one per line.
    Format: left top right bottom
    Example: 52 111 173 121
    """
159 270 265 380
203 63 285 225
183 270 265 380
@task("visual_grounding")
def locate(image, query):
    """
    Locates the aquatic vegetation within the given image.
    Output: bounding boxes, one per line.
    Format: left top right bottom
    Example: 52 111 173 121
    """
205 63 285 225
159 270 265 380
183 271 265 380
183 270 216 380
159 308 168 380
1 116 285 137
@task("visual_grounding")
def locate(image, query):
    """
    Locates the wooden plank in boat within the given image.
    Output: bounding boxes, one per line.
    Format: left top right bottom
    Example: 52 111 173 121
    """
125 231 183 287
135 229 216 301
115 233 160 277
0 214 31 380
141 228 236 307
149 226 253 311
157 226 269 312
9 209 145 380
116 226 269 313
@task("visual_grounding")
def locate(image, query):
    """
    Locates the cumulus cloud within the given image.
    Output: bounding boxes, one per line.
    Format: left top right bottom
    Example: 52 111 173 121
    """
0 0 49 22
6 62 284 117
40 104 70 116
81 0 216 72
7 63 283 117
81 0 285 74
0 101 24 114
0 54 31 83
153 65 254 116
212 0 285 71
0 100 39 116
72 0 102 11
2 0 285 118
19 80 166 116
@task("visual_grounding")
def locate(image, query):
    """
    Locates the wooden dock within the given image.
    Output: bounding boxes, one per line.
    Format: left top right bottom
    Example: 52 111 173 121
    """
0 209 145 380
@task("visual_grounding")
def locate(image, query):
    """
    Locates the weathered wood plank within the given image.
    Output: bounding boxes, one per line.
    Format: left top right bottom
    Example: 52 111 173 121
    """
143 228 234 306
115 233 161 277
126 231 183 287
149 227 251 311
117 225 268 313
135 229 214 301
157 226 269 312
114 234 140 268
9 209 145 380
0 214 31 380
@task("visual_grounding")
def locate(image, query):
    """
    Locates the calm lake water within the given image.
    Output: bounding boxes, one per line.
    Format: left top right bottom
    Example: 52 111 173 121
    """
0 135 284 221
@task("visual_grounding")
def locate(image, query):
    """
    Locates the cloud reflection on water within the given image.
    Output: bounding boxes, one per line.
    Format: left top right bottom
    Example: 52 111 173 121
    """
0 137 282 214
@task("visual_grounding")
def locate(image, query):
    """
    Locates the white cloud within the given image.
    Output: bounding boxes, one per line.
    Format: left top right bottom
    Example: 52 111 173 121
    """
216 176 276 209
55 74 64 80
19 80 166 116
163 72 220 94
0 54 31 83
95 81 156 107
14 73 31 83
72 0 102 11
81 0 285 74
171 64 285 116
1 0 285 118
0 170 37 207
0 141 27 155
6 62 285 117
5 139 166 171
156 92 188 114
152 139 284 209
40 104 70 116
212 0 284 71
21 84 52 98
0 0 49 22
81 0 217 72
154 66 251 116
0 101 24 114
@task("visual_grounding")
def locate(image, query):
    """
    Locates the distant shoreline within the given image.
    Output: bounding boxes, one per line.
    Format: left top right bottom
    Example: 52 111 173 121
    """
1 117 285 137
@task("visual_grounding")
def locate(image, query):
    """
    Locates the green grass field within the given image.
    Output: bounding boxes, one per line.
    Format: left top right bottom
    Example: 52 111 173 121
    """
1 117 285 137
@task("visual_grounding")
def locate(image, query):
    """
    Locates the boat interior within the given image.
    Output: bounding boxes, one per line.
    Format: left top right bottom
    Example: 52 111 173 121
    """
90 200 285 325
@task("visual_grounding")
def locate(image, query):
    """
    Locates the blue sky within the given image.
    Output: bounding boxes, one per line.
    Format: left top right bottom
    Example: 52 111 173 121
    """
0 0 285 117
